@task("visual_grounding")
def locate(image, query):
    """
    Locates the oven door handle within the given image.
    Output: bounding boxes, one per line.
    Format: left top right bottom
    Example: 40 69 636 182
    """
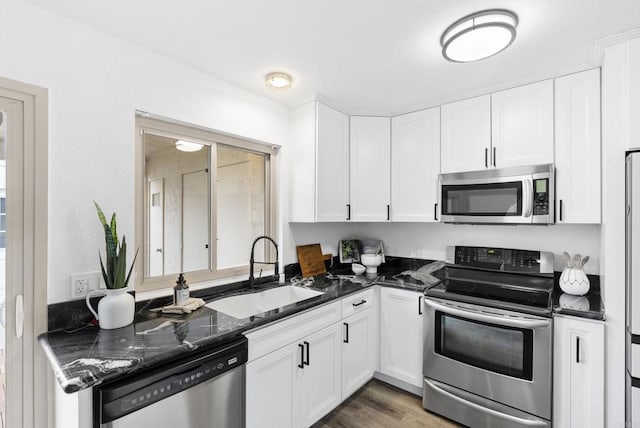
425 379 548 427
424 299 551 329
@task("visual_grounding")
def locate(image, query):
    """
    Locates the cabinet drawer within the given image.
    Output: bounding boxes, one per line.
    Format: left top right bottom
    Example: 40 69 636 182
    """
341 289 374 318
245 301 341 361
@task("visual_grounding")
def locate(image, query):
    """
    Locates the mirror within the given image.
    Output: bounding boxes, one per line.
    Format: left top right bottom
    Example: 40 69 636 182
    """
144 134 210 278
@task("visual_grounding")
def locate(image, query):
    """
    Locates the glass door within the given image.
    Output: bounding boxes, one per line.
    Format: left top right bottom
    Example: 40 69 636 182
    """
0 83 48 428
434 311 533 380
442 181 524 216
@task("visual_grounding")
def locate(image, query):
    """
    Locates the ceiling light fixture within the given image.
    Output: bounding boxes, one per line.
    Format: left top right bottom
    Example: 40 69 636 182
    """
175 140 204 152
441 9 518 63
265 72 293 89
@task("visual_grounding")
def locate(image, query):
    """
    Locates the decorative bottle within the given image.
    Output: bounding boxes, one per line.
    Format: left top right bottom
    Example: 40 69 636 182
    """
174 273 190 306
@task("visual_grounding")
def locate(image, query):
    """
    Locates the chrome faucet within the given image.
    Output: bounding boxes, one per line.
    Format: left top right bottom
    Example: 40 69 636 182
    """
249 235 279 287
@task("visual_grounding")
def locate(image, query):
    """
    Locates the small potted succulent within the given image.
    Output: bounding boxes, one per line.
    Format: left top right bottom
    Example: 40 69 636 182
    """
85 202 138 329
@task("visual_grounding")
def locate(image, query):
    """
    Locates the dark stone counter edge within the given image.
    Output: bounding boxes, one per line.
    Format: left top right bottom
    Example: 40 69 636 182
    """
40 283 375 394
41 256 435 394
41 257 605 393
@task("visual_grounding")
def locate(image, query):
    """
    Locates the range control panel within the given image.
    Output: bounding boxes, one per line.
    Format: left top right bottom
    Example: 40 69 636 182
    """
446 246 554 274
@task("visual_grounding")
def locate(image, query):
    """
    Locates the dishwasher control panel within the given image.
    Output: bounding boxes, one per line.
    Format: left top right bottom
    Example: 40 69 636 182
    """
97 337 248 424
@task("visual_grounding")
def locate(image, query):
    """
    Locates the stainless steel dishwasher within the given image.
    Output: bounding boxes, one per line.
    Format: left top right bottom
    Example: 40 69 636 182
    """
94 336 247 428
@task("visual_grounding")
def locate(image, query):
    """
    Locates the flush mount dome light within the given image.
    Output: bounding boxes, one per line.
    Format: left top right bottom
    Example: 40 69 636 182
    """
175 140 204 152
441 9 518 63
265 72 292 89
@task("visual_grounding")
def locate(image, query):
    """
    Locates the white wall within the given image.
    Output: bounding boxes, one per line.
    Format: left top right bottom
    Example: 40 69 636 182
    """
601 35 640 428
0 0 288 303
289 222 601 274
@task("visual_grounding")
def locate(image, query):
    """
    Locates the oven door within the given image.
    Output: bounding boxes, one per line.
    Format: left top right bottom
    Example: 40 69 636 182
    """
440 174 533 224
423 297 552 420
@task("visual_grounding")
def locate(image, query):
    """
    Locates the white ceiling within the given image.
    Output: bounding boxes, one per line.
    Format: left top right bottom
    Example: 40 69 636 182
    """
26 0 640 115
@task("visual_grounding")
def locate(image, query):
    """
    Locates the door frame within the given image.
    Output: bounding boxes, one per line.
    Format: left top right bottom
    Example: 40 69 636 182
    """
0 77 48 428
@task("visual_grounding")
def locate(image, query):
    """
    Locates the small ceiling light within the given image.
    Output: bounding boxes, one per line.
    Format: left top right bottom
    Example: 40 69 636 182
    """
175 140 203 152
441 9 518 63
265 72 293 89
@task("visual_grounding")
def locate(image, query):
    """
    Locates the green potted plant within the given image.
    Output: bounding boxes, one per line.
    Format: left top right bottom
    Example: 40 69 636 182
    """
85 202 138 329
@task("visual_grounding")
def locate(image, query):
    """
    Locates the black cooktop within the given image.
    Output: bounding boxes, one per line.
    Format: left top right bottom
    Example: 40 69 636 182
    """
426 246 555 316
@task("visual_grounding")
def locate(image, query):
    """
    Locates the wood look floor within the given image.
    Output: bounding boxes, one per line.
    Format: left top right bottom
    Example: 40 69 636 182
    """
313 380 461 428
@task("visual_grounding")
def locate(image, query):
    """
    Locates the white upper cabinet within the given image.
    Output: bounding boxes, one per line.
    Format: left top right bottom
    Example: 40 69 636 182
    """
350 116 391 221
288 101 349 222
317 103 350 221
555 69 601 224
391 107 440 222
441 80 554 174
441 95 491 173
491 80 554 168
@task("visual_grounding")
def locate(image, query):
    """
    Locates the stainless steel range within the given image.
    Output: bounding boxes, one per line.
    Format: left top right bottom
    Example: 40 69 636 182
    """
423 245 554 428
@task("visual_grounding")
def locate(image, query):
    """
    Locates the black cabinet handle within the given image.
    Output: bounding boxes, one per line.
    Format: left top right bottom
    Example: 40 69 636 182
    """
304 341 310 366
559 199 563 222
347 204 351 221
387 204 390 221
418 296 423 315
576 337 580 364
485 148 488 168
352 299 367 307
344 322 349 343
434 203 438 221
493 147 497 167
298 343 304 369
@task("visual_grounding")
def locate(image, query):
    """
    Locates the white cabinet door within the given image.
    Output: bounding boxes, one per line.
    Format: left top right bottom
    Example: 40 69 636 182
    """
288 101 316 222
316 103 350 222
491 80 554 168
391 107 440 222
553 315 605 428
350 116 391 221
246 342 301 428
440 95 491 173
555 69 601 224
380 287 424 388
342 307 376 399
288 101 349 222
298 323 343 427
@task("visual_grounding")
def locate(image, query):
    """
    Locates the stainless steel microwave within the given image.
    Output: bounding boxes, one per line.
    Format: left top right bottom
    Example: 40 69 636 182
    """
439 164 555 224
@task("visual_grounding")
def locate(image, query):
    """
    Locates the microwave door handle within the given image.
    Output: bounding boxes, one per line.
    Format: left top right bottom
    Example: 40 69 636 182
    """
425 379 548 427
424 299 551 329
523 178 533 218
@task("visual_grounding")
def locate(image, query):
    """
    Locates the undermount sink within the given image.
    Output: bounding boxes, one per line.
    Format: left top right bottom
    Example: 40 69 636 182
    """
205 285 324 319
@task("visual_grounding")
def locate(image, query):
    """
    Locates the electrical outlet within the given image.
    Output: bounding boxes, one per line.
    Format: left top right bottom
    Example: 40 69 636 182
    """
70 272 101 299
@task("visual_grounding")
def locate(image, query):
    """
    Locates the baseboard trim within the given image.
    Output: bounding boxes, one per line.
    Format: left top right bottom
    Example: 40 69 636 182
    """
374 372 423 397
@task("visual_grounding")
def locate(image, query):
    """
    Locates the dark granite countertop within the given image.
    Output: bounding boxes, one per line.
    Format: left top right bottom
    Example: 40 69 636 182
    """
551 272 605 321
39 256 440 394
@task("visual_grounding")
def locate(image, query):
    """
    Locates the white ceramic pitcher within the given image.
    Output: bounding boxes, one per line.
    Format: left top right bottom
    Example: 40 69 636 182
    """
86 287 135 329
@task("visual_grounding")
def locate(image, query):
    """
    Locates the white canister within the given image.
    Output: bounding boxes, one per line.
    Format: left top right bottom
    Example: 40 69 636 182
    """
86 287 135 329
559 268 590 296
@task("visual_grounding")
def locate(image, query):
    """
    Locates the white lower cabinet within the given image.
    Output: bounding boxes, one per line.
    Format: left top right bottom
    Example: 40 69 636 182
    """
299 323 343 427
379 287 424 388
342 307 376 399
246 322 342 428
553 315 605 428
246 341 300 428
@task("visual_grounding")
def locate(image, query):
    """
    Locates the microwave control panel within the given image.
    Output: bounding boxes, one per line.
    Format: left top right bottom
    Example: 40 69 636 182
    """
533 178 549 216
